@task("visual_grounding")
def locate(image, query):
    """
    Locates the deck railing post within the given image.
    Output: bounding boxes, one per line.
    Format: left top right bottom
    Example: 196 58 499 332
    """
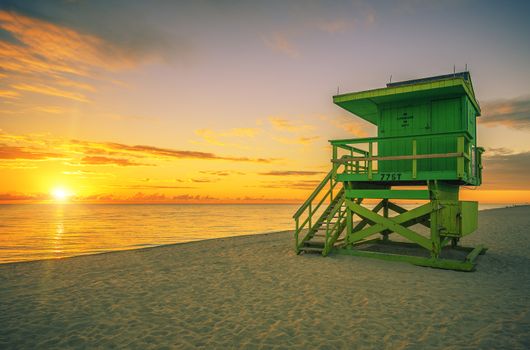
467 142 472 176
332 145 338 176
457 136 465 178
368 142 373 180
412 139 417 179
350 149 353 173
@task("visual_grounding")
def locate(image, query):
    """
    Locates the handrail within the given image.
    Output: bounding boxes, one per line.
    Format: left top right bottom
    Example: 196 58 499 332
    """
332 152 465 163
329 130 472 146
293 164 345 252
293 171 332 219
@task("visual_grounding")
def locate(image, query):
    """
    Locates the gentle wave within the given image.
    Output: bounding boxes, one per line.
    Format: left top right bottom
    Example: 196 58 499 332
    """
0 203 509 263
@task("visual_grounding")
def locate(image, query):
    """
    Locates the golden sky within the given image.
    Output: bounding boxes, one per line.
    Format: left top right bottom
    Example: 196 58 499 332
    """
1 1 529 204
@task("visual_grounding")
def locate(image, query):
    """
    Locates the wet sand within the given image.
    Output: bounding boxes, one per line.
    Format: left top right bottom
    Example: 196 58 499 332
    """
1 206 529 349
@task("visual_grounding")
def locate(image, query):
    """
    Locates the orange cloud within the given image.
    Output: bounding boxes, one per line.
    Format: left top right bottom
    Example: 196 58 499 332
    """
0 10 146 106
273 135 320 145
80 156 153 167
320 115 370 137
260 179 322 190
259 170 325 176
11 83 90 102
195 127 259 147
98 142 277 163
0 144 64 160
0 90 20 99
0 10 132 75
0 192 47 201
0 131 279 165
199 170 245 176
268 117 316 133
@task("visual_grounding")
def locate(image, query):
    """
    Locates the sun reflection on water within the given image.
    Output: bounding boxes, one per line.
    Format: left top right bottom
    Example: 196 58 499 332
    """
53 206 64 255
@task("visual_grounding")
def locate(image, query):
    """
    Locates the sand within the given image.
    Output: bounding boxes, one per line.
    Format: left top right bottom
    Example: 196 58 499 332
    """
1 206 529 349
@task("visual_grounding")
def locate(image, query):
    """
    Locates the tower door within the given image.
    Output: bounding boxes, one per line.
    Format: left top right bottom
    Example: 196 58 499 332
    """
431 98 462 172
379 103 431 173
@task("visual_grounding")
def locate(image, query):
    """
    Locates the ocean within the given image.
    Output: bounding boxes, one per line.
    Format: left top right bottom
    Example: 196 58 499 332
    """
0 203 509 264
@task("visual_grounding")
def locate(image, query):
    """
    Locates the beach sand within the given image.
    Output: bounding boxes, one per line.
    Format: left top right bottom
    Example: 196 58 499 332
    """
1 206 529 349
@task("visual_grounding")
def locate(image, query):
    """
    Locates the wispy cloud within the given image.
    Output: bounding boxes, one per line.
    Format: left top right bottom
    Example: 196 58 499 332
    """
261 179 322 190
109 184 196 190
273 135 320 145
480 95 530 129
320 115 370 137
482 148 530 189
0 192 47 201
62 170 114 179
317 18 355 33
0 131 279 167
263 32 299 58
0 144 65 160
0 9 170 105
98 142 276 163
259 170 325 176
80 156 153 167
199 170 245 176
0 89 20 99
268 117 314 132
11 83 90 102
195 127 259 147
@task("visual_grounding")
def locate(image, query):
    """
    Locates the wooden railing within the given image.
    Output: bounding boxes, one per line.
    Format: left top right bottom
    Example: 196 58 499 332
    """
329 131 480 182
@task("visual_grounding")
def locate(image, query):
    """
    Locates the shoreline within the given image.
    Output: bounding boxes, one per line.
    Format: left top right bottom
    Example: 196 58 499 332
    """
2 205 529 266
1 205 527 266
0 230 292 267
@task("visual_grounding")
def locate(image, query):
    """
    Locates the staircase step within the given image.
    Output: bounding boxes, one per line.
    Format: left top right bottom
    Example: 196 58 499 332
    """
304 240 325 246
300 247 323 253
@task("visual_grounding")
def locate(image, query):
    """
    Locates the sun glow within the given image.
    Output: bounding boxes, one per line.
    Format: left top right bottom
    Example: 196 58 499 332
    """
51 187 72 202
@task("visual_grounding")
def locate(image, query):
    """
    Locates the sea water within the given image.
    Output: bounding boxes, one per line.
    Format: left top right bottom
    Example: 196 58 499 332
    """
0 203 508 263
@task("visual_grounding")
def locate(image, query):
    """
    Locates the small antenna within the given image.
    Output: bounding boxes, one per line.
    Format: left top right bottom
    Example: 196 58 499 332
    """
389 74 392 84
337 86 340 95
465 63 468 71
453 65 456 74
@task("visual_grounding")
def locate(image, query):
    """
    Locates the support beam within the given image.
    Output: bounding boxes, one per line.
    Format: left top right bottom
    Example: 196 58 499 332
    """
345 200 433 251
334 247 475 272
345 189 430 200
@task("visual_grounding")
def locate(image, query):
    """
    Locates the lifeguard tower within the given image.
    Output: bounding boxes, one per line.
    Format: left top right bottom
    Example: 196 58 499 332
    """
293 72 486 271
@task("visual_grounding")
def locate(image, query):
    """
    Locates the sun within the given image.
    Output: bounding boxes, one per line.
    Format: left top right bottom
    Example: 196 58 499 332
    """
51 187 72 201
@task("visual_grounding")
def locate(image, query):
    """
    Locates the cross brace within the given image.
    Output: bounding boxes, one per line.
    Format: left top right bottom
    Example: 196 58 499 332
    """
345 199 433 251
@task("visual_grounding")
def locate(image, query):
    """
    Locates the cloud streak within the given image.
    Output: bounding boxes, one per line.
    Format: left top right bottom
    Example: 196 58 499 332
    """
195 127 259 147
80 156 153 167
263 32 299 58
481 149 530 189
259 170 325 176
0 144 65 160
480 95 530 129
0 131 279 167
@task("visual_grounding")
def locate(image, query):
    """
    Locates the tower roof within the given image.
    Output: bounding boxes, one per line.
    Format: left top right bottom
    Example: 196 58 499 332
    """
333 72 481 125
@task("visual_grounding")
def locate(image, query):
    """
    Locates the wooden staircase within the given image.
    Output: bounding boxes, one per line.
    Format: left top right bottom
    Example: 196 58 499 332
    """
293 168 348 256
299 190 347 255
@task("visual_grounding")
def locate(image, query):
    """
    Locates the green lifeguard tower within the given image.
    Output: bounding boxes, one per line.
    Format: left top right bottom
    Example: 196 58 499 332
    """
293 72 486 271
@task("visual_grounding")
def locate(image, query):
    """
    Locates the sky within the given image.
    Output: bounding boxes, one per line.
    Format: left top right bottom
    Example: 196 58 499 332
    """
0 0 529 204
